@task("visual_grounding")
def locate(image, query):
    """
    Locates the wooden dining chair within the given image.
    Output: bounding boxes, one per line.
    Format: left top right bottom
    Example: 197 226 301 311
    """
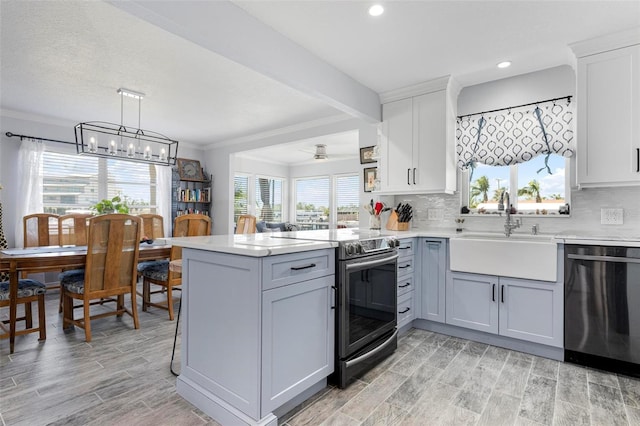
140 214 211 320
0 278 47 343
235 214 257 234
58 213 93 246
60 214 142 342
138 214 165 239
23 213 60 247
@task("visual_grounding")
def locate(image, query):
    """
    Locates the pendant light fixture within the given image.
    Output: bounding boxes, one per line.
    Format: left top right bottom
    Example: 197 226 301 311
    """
74 88 179 165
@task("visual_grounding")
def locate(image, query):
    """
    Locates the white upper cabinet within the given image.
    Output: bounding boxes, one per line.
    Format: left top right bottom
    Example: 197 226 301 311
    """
378 76 459 194
573 30 640 187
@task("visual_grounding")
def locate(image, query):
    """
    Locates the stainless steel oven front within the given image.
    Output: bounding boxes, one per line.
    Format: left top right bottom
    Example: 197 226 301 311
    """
333 247 398 388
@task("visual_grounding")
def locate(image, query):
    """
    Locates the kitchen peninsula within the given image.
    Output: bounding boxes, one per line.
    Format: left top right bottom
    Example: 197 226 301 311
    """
168 233 338 426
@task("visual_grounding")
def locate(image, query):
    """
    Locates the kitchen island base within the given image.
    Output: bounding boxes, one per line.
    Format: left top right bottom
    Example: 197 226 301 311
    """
177 376 327 426
176 248 335 425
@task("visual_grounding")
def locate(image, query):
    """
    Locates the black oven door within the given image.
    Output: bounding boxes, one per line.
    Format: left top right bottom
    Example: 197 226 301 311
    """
338 251 398 357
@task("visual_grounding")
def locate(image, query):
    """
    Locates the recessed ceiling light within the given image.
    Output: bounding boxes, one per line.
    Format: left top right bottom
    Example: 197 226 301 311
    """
369 4 384 16
497 61 512 69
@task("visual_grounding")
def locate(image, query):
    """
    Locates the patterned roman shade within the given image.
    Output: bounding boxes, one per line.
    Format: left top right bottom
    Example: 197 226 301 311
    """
456 101 575 173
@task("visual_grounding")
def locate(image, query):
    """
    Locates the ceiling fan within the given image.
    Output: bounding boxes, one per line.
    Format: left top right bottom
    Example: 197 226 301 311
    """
299 144 356 161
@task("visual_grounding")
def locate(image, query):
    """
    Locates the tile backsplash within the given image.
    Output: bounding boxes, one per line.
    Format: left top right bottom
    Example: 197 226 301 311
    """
395 186 640 237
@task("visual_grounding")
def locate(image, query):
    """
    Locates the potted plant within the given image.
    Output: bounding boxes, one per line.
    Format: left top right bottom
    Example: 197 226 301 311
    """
91 195 130 214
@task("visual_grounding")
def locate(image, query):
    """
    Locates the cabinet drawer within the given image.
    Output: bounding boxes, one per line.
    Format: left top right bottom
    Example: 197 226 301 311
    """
397 239 414 257
397 257 414 277
397 275 414 296
262 249 335 290
397 291 414 328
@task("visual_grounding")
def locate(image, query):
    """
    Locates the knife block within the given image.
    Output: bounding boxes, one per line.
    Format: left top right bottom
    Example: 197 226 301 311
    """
386 211 409 231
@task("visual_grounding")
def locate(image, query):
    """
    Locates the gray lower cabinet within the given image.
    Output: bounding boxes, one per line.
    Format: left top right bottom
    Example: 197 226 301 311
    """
177 248 335 424
397 238 415 329
262 275 335 414
420 238 447 323
446 271 563 348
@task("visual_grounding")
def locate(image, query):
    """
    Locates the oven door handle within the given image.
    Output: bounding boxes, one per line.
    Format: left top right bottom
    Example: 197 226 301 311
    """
345 254 399 271
567 254 640 263
345 329 398 368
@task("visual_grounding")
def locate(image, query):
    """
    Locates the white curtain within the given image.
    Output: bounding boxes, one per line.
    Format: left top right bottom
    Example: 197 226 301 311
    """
15 138 45 248
155 164 172 237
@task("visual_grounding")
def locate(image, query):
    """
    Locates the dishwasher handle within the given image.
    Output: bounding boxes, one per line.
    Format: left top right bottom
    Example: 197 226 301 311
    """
567 253 640 264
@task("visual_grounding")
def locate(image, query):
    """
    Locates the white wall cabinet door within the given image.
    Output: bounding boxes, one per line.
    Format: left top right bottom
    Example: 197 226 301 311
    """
380 98 414 192
498 277 563 348
446 272 499 334
261 275 335 415
577 44 640 187
413 90 448 192
420 238 447 323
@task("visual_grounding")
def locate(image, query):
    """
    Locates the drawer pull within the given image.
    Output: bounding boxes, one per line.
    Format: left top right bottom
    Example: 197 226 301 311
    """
399 264 411 269
290 263 316 271
399 307 411 314
399 283 411 288
399 246 411 250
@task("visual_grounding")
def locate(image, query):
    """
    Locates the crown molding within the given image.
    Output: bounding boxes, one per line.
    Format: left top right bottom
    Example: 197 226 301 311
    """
570 27 640 58
380 75 452 103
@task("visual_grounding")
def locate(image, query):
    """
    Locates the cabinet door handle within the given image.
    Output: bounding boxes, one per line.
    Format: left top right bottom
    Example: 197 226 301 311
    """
501 285 505 303
398 246 411 250
290 263 316 271
331 285 336 310
399 283 411 288
492 283 495 302
413 168 416 185
399 307 411 314
636 148 639 172
407 169 411 185
399 264 411 269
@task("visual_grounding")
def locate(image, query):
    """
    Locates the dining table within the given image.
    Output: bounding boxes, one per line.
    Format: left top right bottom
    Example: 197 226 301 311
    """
0 243 171 354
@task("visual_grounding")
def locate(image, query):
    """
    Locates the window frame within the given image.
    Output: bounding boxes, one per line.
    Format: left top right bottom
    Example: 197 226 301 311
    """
42 149 159 215
461 156 571 217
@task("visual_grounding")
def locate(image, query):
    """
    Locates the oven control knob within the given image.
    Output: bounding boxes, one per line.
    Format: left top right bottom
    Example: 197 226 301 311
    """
353 242 364 254
387 237 399 248
344 243 357 256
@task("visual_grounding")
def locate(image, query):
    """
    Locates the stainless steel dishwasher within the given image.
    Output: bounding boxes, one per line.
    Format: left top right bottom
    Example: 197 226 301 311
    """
565 244 640 377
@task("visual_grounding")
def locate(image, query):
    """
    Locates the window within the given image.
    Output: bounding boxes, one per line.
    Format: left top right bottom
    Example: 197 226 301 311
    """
466 154 569 215
335 175 359 228
255 176 284 222
234 174 249 223
42 151 158 214
295 177 330 229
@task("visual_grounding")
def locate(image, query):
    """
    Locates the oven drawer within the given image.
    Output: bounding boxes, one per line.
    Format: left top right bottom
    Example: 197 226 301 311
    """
397 257 414 277
263 249 335 290
398 291 414 328
397 239 414 257
397 275 414 296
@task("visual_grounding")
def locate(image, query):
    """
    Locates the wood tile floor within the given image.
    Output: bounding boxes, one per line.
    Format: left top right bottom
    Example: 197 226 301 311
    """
2 291 640 426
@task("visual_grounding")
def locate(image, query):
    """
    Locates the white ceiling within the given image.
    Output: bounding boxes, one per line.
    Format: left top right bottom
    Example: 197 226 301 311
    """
1 1 639 149
236 130 360 165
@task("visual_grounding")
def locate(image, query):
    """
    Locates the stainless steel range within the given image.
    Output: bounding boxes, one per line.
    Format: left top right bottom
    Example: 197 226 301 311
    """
334 235 399 387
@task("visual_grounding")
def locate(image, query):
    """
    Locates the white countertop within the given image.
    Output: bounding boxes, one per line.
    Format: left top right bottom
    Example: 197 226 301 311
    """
161 228 640 256
160 234 337 257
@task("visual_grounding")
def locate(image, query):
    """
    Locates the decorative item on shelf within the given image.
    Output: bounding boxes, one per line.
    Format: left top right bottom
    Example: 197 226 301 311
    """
177 158 204 181
387 202 412 231
91 195 130 214
74 88 179 166
360 146 378 164
455 217 465 232
363 167 377 192
364 199 390 230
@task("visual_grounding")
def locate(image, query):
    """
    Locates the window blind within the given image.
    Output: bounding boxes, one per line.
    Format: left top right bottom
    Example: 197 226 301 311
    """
234 174 249 223
295 177 330 226
255 177 283 222
335 174 359 227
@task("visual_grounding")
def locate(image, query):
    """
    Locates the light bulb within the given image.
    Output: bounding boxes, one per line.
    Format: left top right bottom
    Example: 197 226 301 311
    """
144 145 152 160
109 140 116 155
127 143 135 158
